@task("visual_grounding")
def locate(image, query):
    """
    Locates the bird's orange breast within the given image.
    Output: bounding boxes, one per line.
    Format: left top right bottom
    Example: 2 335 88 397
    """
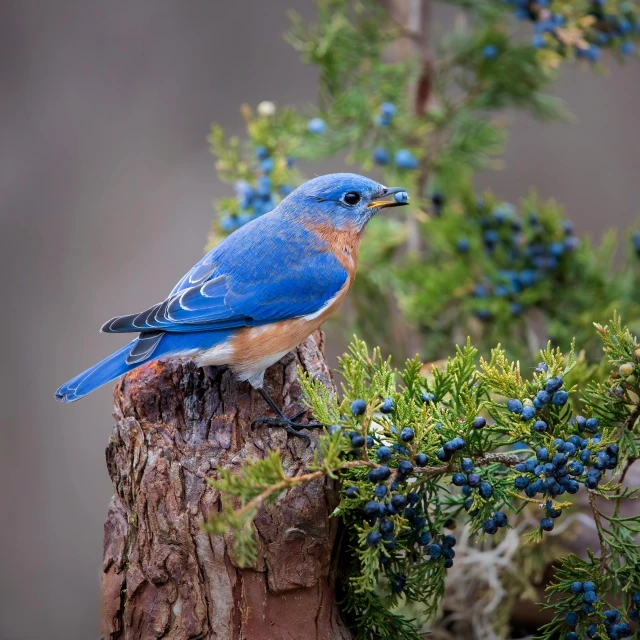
305 221 361 281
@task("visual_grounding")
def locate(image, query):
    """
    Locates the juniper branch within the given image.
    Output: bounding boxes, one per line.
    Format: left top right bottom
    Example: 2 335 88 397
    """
588 490 609 576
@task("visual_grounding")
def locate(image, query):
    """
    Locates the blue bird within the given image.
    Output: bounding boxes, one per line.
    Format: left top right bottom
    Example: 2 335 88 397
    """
55 173 408 439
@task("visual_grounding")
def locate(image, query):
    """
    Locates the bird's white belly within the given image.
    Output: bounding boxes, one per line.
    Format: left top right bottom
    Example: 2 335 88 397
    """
194 324 303 389
232 349 292 387
195 340 235 367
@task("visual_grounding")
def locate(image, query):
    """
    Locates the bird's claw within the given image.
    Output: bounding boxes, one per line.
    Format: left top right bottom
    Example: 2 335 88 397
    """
289 408 308 422
251 411 324 443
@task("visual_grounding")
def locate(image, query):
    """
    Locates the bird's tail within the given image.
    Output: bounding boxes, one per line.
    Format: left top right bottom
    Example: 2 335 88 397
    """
55 341 143 403
55 330 233 403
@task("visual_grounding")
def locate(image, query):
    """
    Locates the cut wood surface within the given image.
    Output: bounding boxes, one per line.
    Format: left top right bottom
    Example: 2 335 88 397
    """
101 331 352 640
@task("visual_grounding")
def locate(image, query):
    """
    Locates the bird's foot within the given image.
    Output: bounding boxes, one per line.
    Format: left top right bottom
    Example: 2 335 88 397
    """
253 387 324 443
251 411 324 442
251 388 324 444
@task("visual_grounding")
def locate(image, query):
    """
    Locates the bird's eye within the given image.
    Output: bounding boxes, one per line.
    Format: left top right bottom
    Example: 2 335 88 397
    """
343 191 361 206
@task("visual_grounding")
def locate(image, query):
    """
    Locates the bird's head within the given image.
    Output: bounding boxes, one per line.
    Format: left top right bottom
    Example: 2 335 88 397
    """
279 173 408 232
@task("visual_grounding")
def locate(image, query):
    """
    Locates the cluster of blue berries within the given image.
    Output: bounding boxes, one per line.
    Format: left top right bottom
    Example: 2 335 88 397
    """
454 456 497 510
561 583 639 639
508 378 620 532
503 0 639 62
437 436 467 462
413 397 507 536
373 146 419 171
459 198 579 322
360 471 459 580
329 405 374 454
369 101 420 171
342 396 465 586
220 146 295 232
507 373 569 425
482 510 508 535
425 533 457 569
598 608 634 639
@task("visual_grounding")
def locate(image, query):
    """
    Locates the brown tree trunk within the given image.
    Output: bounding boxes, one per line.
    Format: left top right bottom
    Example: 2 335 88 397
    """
101 331 352 640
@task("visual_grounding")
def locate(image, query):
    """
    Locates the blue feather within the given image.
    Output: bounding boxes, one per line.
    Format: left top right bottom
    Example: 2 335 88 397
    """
55 330 232 402
101 222 348 334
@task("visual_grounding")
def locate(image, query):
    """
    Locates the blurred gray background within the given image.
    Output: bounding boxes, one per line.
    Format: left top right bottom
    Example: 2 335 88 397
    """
0 1 639 638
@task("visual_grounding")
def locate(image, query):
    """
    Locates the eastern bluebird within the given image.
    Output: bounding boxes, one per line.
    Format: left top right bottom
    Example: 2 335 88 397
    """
55 173 408 438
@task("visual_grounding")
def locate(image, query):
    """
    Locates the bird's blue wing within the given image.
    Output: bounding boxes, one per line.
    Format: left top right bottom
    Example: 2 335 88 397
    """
168 253 218 297
102 214 348 334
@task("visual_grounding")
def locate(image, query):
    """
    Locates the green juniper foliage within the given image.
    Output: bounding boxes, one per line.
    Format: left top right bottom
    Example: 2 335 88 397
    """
197 2 640 637
205 0 640 368
207 315 640 639
397 192 640 365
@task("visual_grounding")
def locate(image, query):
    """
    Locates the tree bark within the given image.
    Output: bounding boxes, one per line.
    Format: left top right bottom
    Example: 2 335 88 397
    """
101 331 352 640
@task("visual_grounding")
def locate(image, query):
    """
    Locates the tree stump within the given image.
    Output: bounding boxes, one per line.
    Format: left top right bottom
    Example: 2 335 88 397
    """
101 331 352 640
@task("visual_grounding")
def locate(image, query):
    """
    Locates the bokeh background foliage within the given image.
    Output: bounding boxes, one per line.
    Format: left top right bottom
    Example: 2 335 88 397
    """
208 0 640 369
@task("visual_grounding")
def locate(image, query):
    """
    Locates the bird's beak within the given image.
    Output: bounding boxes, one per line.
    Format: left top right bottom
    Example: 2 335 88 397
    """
367 187 409 209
